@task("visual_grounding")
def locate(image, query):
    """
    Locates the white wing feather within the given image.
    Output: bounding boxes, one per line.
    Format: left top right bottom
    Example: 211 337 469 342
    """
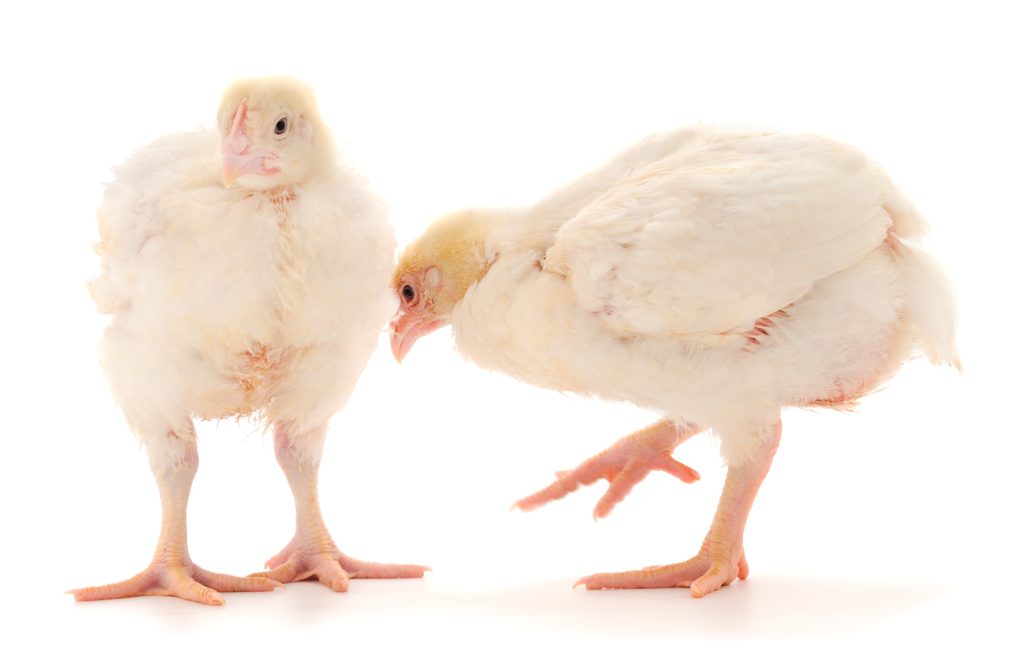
90 131 220 314
491 127 705 255
543 129 896 339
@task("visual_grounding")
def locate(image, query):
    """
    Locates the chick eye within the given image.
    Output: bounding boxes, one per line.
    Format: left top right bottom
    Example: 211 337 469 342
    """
274 117 288 135
401 284 416 303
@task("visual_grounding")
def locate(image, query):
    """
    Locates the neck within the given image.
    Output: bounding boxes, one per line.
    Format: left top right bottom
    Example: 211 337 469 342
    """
442 222 494 306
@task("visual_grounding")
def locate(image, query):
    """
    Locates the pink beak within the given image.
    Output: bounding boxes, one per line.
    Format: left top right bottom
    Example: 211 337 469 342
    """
221 98 280 185
390 312 443 363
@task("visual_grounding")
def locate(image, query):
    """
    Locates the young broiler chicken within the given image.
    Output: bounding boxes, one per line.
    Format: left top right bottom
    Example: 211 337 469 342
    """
391 126 958 597
73 77 426 605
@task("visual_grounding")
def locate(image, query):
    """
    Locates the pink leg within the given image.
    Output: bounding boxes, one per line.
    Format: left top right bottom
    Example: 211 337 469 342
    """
577 421 781 598
250 423 428 591
514 419 702 519
69 427 280 605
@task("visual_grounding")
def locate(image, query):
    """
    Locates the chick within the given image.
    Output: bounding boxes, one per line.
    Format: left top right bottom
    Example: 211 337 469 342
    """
391 126 958 597
73 77 426 605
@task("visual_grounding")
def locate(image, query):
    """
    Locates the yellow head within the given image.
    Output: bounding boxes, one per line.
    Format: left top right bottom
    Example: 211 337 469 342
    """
390 210 507 361
217 77 331 190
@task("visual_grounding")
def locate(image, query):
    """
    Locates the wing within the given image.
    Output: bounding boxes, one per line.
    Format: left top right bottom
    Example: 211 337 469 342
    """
90 131 220 314
543 131 894 340
493 127 708 255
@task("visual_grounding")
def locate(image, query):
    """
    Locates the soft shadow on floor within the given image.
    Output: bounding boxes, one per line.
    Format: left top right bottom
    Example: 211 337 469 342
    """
62 572 947 640
411 574 947 639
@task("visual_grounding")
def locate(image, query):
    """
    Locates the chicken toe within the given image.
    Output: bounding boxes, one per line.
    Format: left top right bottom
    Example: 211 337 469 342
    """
251 540 428 591
575 422 778 597
71 561 280 605
513 419 702 518
575 547 748 597
257 422 428 591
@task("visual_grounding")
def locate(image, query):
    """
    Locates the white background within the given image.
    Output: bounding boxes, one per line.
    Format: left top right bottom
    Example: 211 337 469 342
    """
2 0 1021 667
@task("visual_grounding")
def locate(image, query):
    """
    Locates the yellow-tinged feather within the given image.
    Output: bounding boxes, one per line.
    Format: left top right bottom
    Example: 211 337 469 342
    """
395 209 507 317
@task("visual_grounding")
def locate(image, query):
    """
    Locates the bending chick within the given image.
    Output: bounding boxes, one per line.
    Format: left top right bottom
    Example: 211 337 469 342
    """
391 126 958 597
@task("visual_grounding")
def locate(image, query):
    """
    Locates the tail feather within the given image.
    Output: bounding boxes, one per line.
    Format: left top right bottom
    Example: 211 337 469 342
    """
898 243 961 371
884 184 959 371
883 183 929 241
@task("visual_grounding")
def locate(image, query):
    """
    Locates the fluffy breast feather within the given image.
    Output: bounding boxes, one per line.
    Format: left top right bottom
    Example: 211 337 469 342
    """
92 132 395 425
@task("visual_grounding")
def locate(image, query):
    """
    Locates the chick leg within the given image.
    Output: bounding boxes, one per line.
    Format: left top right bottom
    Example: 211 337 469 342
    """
514 419 703 519
70 427 280 605
250 422 429 591
576 421 781 598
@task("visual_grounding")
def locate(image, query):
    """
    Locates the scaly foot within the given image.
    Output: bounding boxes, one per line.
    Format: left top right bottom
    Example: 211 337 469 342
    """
576 421 781 598
513 419 701 519
266 422 429 592
70 559 281 605
575 542 748 598
251 534 429 592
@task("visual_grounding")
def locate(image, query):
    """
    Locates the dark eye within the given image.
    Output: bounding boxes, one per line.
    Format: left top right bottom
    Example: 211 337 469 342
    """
274 117 288 135
401 284 416 303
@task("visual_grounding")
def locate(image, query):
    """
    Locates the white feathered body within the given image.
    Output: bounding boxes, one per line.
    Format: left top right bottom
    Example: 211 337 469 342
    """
91 131 395 442
451 127 957 461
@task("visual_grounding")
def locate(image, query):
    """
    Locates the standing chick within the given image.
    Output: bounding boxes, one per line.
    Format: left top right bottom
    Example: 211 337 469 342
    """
391 127 958 597
73 78 426 605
